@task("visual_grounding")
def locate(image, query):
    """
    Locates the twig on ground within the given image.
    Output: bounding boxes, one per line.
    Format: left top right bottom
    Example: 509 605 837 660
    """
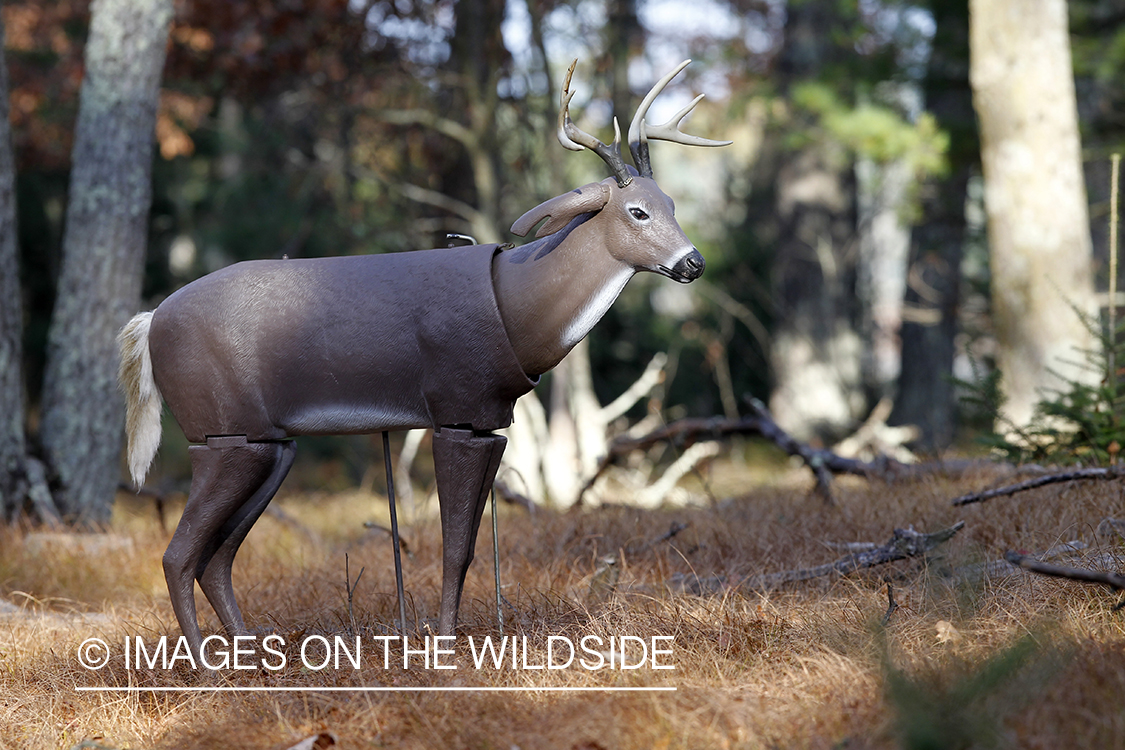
1003 550 1125 598
362 522 412 557
948 540 1086 584
881 581 899 626
118 481 168 532
494 478 536 514
267 505 322 545
660 521 965 596
344 553 365 635
626 521 690 555
650 521 690 547
951 466 1125 506
1096 517 1125 544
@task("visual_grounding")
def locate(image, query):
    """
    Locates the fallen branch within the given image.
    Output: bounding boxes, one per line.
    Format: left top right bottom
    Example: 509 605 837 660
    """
745 521 966 589
1004 550 1125 594
662 521 965 596
118 481 169 532
951 466 1125 506
494 478 536 514
948 540 1085 584
361 521 412 557
1097 517 1125 543
578 397 905 504
633 440 721 508
625 521 690 555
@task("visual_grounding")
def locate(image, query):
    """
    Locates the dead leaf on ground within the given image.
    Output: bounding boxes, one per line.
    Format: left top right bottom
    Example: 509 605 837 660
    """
282 732 336 750
935 620 962 645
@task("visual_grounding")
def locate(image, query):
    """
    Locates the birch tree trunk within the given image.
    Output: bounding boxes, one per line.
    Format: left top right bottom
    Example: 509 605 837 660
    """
39 0 172 525
970 0 1098 429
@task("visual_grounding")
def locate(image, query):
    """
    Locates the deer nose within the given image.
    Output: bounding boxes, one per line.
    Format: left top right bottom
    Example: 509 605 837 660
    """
671 249 705 282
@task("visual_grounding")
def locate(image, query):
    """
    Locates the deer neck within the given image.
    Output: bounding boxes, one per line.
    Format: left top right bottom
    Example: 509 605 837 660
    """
492 214 634 377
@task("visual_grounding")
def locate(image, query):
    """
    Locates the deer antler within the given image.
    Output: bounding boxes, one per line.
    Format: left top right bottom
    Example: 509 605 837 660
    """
557 60 635 188
627 59 732 179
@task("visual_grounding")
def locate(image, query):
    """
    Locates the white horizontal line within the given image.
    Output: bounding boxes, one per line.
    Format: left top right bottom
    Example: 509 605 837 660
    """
75 685 676 693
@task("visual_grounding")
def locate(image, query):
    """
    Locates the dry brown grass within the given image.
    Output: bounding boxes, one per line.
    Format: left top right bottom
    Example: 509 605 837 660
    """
3 458 1125 749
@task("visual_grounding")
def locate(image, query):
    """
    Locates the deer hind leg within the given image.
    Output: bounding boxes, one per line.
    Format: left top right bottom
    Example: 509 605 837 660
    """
163 436 291 658
432 427 507 637
196 439 296 637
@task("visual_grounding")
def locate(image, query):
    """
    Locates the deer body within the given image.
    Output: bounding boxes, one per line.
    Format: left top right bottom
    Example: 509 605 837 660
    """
149 244 536 443
119 60 728 659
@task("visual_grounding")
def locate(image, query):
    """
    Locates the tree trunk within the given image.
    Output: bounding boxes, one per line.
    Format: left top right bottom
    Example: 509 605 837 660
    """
767 2 863 441
605 0 641 122
447 0 506 241
856 154 911 400
969 0 1098 429
892 0 977 450
39 0 173 525
0 6 25 520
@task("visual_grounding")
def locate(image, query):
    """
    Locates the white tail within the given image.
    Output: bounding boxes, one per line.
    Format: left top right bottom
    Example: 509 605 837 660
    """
117 311 163 486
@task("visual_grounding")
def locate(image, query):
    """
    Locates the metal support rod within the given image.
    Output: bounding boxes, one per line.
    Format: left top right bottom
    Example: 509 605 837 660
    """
383 431 408 635
491 487 503 636
1110 153 1120 402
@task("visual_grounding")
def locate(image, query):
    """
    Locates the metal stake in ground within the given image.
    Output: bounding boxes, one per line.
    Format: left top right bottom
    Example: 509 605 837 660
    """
383 431 408 635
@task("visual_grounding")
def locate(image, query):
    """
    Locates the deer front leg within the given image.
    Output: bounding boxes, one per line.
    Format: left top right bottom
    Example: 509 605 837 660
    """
432 427 507 637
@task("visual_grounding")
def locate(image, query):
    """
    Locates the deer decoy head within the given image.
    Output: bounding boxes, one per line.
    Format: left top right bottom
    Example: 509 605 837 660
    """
498 59 731 375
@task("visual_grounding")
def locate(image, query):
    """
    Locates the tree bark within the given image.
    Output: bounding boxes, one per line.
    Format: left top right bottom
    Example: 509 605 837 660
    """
857 154 911 400
969 0 1098 429
39 0 173 525
0 6 25 519
892 0 976 450
767 2 863 441
605 0 641 123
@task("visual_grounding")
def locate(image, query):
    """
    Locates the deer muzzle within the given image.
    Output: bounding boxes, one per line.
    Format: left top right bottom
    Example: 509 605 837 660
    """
662 248 705 284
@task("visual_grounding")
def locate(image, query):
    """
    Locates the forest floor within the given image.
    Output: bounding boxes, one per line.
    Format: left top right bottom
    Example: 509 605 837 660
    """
2 451 1125 749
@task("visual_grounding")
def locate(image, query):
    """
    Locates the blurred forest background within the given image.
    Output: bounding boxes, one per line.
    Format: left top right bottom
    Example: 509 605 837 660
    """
1 0 1124 525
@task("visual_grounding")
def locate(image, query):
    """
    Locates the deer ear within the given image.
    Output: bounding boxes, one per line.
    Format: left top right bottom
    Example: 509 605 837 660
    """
510 182 611 238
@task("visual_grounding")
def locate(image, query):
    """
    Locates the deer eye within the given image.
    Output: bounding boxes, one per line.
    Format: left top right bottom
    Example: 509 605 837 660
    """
629 207 650 221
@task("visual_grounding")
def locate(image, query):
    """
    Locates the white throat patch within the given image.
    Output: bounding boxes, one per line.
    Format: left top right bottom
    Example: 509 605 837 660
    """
560 268 633 351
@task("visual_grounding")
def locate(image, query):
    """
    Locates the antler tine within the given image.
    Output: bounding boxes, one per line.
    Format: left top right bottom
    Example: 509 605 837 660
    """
627 59 692 149
557 88 585 152
644 94 733 148
557 61 585 152
556 59 634 187
627 59 732 178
